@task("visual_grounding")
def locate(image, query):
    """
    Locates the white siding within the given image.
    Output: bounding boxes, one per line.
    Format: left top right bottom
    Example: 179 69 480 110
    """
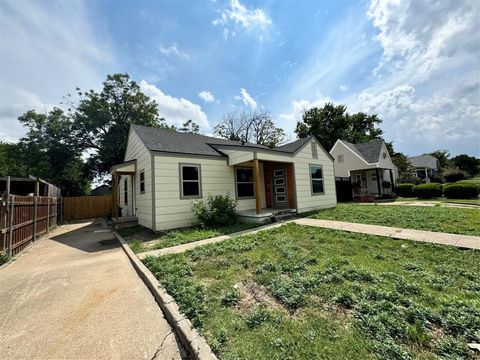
220 149 254 166
294 140 337 213
124 129 153 228
153 155 266 231
330 141 376 177
377 143 395 170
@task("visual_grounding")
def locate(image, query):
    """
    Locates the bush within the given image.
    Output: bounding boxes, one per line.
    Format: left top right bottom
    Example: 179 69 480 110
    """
192 193 237 227
429 176 443 183
443 183 479 199
0 251 9 266
395 183 415 197
444 171 466 182
413 183 442 199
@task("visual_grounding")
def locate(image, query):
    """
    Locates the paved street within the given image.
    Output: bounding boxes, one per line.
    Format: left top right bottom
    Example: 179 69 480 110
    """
0 219 183 360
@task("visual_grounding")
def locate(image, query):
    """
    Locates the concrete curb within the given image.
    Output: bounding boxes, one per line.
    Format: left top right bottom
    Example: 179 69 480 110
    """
113 230 218 360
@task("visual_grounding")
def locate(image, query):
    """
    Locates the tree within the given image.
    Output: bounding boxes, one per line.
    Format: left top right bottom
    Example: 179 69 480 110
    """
451 154 479 177
0 142 29 177
385 142 416 181
428 150 450 169
214 110 285 148
295 102 383 151
13 108 91 195
178 119 200 134
72 73 168 176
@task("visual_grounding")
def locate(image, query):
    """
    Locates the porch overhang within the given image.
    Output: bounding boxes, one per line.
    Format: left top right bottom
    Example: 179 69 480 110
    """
110 159 137 175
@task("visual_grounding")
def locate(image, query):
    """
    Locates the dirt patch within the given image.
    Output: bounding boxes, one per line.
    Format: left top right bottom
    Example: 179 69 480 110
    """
235 280 286 314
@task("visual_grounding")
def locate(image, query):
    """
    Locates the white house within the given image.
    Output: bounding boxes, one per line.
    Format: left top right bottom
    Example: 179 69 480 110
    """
329 139 397 198
110 125 337 231
407 155 441 182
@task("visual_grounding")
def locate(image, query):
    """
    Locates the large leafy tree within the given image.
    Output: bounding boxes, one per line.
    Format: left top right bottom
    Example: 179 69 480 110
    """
73 73 168 175
295 103 383 151
12 108 91 195
451 154 479 177
214 110 285 148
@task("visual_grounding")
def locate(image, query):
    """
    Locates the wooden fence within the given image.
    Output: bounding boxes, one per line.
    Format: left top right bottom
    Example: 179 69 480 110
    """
63 195 112 221
0 195 59 256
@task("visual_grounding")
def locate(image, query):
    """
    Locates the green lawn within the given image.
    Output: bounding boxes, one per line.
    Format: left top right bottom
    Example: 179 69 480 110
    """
312 204 480 236
118 223 262 253
144 224 480 359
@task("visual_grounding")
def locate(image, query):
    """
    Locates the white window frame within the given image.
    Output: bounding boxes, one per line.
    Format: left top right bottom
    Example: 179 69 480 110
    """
179 163 202 199
309 164 324 195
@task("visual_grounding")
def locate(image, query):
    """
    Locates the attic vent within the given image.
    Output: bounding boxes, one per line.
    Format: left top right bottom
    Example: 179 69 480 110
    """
311 142 318 159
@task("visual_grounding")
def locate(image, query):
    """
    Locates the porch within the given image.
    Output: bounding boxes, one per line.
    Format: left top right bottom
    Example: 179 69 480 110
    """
350 167 395 200
110 159 138 228
232 158 297 219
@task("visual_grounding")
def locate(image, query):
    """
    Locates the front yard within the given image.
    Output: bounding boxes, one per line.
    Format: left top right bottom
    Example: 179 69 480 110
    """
145 224 480 360
118 223 261 253
312 204 480 236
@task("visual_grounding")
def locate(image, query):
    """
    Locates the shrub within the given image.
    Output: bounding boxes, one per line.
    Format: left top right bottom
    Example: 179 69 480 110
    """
429 176 443 183
443 183 479 199
0 251 9 266
413 183 442 199
444 171 466 182
192 193 237 227
395 183 415 197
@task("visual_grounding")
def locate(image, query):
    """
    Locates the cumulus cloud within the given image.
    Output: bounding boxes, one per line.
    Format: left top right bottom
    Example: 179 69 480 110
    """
0 0 115 141
198 91 215 103
213 0 272 39
140 80 210 129
238 88 257 109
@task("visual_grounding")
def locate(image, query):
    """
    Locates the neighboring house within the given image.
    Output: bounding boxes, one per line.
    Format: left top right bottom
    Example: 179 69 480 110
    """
329 139 397 198
407 155 441 182
110 124 336 231
91 184 111 196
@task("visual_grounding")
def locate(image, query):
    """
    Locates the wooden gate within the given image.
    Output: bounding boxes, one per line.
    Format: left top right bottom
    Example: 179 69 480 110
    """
63 195 112 221
1 195 58 256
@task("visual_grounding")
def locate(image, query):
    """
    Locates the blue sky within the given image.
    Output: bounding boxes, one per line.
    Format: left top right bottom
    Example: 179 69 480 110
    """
1 0 479 156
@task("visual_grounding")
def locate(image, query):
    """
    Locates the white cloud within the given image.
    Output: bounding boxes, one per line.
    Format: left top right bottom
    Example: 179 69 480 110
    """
198 91 215 103
339 85 349 92
213 0 272 39
140 80 210 129
158 44 189 59
238 88 257 109
0 0 115 141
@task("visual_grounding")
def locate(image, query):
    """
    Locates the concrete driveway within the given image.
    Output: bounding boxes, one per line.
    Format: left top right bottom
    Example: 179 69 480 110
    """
0 219 184 360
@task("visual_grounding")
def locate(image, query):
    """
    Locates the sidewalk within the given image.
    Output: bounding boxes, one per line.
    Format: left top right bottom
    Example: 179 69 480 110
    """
0 219 183 359
295 218 480 249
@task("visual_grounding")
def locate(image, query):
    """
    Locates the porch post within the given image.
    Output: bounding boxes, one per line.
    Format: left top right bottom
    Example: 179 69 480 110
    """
389 169 394 188
253 159 261 214
112 173 118 219
131 174 136 216
375 168 382 196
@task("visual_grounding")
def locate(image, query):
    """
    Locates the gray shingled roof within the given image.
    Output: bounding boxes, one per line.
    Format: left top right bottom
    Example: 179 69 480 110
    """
341 139 385 163
131 124 309 157
408 155 441 169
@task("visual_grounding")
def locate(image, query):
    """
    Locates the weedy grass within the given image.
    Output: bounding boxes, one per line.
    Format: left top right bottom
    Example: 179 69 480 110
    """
144 223 480 360
118 223 261 253
312 204 480 236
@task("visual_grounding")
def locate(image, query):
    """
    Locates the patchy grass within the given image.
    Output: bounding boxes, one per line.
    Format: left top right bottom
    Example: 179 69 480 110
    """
118 223 262 253
312 204 480 236
144 224 480 359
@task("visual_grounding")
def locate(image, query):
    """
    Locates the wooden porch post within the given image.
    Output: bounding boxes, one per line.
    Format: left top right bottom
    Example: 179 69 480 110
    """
375 168 382 196
389 169 394 188
112 173 118 219
253 159 261 214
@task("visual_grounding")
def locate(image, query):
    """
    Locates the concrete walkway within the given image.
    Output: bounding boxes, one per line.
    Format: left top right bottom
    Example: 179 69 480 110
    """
0 219 183 360
138 221 290 259
295 218 480 249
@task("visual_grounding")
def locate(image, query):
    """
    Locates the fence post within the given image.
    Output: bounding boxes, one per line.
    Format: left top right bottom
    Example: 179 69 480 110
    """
1 193 6 252
8 195 14 257
46 197 50 231
33 196 38 242
60 197 63 224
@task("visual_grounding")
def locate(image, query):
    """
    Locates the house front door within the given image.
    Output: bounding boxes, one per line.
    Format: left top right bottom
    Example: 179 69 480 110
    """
271 167 288 209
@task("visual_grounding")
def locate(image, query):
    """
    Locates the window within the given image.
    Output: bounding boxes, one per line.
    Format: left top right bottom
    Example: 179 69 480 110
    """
311 142 318 159
179 164 201 198
338 154 344 163
139 170 145 194
273 169 284 177
123 178 128 204
382 152 387 159
355 174 362 186
235 168 254 198
310 165 324 194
